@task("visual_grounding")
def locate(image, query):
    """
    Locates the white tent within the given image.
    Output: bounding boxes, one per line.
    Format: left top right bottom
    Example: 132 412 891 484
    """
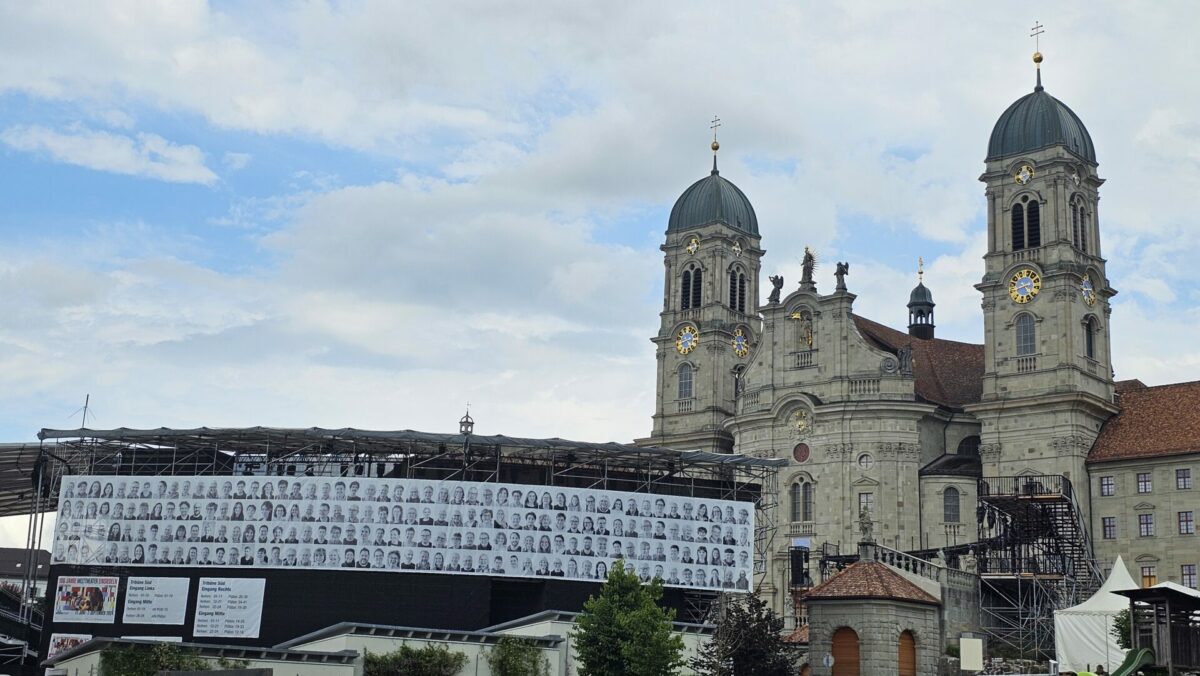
1054 556 1138 672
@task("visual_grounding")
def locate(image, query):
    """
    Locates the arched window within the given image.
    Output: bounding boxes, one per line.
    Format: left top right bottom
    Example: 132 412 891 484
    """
1011 196 1041 251
681 270 692 310
944 487 961 523
678 363 693 400
728 269 746 313
691 268 703 308
1071 197 1089 253
1015 314 1036 356
1011 203 1025 250
789 481 815 522
1084 316 1097 360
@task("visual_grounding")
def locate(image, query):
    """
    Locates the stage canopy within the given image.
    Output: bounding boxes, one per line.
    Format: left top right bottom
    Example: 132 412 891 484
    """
1054 555 1137 672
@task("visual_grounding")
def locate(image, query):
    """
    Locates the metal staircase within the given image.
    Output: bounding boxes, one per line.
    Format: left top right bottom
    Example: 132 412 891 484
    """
975 475 1101 658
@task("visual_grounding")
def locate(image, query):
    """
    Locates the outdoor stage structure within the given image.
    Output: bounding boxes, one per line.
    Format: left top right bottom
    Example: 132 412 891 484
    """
20 424 783 668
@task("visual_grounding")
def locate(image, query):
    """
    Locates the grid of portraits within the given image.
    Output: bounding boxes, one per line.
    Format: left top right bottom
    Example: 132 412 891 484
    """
52 476 756 591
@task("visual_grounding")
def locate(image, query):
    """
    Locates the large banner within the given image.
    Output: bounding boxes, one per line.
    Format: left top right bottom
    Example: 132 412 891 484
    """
52 475 754 591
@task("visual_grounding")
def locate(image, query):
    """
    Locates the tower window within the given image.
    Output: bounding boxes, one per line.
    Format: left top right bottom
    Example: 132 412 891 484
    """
1011 203 1025 250
677 363 693 400
728 270 747 313
1015 314 1036 356
802 482 813 522
1011 198 1041 251
1084 316 1097 359
943 487 960 524
681 270 692 310
1072 197 1089 253
691 268 702 308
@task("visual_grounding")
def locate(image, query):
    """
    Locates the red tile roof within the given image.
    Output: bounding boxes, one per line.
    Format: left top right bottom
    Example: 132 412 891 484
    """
1089 380 1200 462
851 315 984 409
784 624 809 644
804 561 940 606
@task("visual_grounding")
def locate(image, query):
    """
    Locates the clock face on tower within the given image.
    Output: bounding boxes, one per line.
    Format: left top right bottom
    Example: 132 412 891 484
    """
1014 164 1035 185
1008 268 1042 303
1081 275 1097 306
686 238 700 255
675 325 699 355
732 328 750 357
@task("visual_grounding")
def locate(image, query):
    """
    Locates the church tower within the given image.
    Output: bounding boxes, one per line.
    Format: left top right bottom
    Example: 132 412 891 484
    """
967 52 1119 505
639 134 763 453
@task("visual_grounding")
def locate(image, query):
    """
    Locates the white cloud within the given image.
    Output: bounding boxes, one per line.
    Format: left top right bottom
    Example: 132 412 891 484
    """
0 125 217 184
222 151 251 170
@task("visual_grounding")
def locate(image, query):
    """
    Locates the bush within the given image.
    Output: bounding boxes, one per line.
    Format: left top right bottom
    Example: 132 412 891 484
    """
1112 608 1131 650
945 643 960 658
571 560 685 676
364 644 469 676
99 643 246 676
486 635 551 676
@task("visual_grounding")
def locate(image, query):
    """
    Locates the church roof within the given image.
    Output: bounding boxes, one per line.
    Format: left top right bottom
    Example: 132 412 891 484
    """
805 560 940 606
920 453 982 478
987 80 1096 164
851 315 984 409
1089 380 1200 463
908 282 934 307
667 161 759 236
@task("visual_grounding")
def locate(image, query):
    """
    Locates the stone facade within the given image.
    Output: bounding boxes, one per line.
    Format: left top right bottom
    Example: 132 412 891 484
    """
1090 455 1200 588
806 598 940 676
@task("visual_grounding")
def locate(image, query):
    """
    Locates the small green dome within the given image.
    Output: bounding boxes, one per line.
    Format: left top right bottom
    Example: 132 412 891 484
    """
908 282 934 307
987 84 1095 164
667 161 758 235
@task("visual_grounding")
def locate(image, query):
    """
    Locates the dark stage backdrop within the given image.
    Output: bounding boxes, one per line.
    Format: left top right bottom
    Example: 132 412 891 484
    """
42 564 693 659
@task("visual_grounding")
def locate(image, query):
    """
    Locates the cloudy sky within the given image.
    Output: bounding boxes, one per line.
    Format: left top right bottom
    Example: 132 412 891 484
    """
2 3 1199 544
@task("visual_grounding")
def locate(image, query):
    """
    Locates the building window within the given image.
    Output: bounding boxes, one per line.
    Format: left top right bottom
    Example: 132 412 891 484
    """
1178 469 1193 490
1011 198 1042 251
957 436 981 456
1015 314 1036 356
1084 317 1097 360
691 268 702 309
681 270 692 310
1141 565 1157 588
1137 472 1152 494
1102 517 1117 540
857 454 874 470
728 270 747 313
1139 514 1155 537
802 483 814 522
1183 565 1197 589
1180 511 1195 536
1100 476 1115 497
943 487 960 524
858 492 874 520
790 483 803 522
1071 197 1089 252
677 363 693 400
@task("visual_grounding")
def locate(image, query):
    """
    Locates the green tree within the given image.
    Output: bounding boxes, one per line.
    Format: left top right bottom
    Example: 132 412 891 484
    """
486 635 551 676
1112 608 1131 650
692 593 794 676
99 643 216 676
572 560 685 676
364 644 469 676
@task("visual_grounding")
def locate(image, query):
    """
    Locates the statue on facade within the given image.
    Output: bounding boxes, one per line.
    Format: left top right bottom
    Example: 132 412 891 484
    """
858 506 874 541
897 345 913 375
835 261 850 291
767 275 784 304
962 549 978 574
800 247 817 287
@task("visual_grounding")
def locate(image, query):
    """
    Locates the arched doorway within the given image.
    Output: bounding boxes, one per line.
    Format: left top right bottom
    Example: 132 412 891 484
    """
898 630 917 676
831 627 860 676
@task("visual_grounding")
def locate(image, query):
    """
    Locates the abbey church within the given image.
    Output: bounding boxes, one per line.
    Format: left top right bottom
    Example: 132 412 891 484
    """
634 52 1200 635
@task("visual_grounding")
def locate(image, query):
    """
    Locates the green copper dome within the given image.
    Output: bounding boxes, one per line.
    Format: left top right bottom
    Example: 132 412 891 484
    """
987 80 1096 164
667 160 759 236
908 282 934 307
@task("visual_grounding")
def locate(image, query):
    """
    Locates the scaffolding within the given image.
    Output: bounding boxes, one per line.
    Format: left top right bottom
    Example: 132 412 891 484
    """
27 426 783 628
975 474 1101 659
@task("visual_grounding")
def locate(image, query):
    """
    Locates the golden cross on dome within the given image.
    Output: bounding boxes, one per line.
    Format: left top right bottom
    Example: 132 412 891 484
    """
710 115 722 155
1030 21 1044 50
918 256 924 283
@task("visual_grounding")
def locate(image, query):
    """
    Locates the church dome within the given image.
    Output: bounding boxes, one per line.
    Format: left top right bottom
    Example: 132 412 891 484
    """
667 160 759 235
908 282 934 307
986 80 1096 164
